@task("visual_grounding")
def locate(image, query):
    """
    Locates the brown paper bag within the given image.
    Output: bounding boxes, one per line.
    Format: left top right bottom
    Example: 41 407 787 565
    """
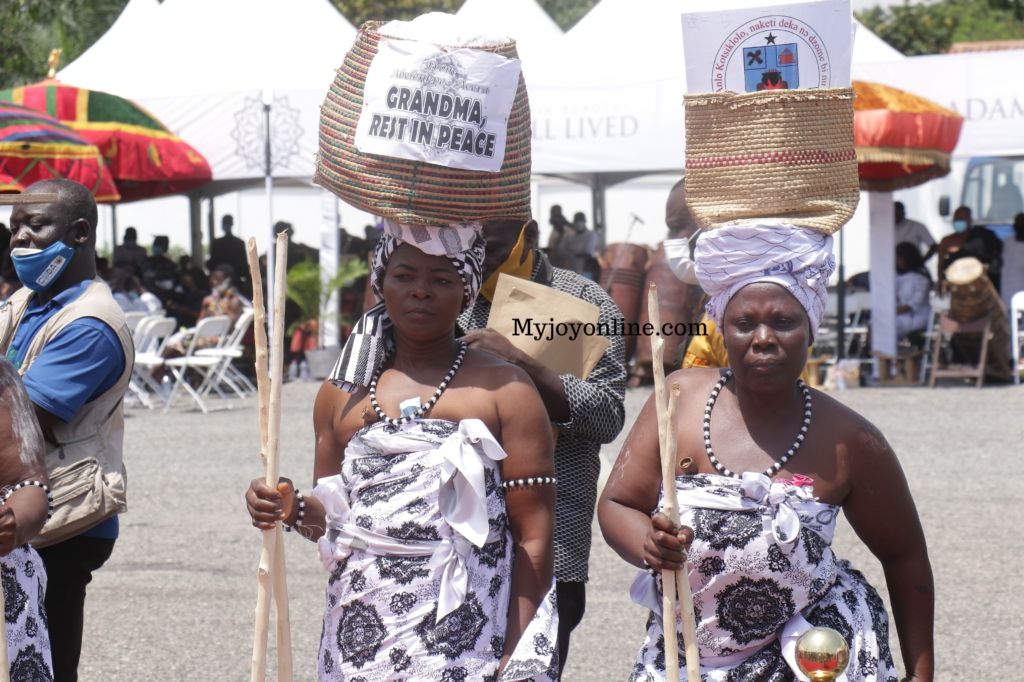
485 274 610 381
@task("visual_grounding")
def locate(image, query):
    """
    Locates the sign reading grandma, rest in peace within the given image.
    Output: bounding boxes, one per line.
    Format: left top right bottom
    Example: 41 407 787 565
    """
354 38 522 173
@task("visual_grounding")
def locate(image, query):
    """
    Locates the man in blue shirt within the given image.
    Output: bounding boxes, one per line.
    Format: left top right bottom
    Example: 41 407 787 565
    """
3 179 132 682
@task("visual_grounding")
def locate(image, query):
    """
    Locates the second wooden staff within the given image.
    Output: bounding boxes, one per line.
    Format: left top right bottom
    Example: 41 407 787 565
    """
248 234 293 682
647 284 700 682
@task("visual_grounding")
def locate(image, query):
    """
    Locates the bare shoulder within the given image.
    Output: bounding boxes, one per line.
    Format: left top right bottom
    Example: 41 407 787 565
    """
313 379 366 440
664 367 727 397
0 357 23 393
456 347 537 393
809 388 892 459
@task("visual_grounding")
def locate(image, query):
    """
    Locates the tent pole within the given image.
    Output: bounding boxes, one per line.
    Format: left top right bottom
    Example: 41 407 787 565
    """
591 173 606 253
837 226 846 360
868 191 897 379
208 196 216 246
110 204 118 255
264 92 276 357
189 193 203 267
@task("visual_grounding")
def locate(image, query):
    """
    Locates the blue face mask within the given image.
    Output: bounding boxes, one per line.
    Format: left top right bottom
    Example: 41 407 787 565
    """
10 224 77 292
953 220 969 233
152 245 167 256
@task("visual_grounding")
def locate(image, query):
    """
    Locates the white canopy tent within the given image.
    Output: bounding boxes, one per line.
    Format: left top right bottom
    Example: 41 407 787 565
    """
61 0 355 182
59 0 358 345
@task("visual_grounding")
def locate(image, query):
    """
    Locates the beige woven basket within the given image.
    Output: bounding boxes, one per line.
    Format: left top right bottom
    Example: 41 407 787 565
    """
314 22 532 227
684 88 859 235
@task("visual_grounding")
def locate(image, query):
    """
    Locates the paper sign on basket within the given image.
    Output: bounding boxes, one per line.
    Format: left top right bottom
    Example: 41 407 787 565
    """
354 38 522 173
681 0 852 95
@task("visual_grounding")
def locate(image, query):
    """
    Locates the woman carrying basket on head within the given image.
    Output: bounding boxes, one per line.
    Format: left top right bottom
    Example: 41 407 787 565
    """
599 14 934 680
247 13 559 682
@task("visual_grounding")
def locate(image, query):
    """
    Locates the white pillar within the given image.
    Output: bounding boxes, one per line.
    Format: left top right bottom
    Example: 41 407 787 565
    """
319 188 341 349
869 191 897 377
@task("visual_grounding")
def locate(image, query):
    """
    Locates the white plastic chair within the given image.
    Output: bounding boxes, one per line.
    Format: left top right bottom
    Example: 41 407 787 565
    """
128 317 178 409
124 311 147 333
1012 291 1024 386
919 292 951 384
163 316 233 413
843 291 872 358
196 308 257 399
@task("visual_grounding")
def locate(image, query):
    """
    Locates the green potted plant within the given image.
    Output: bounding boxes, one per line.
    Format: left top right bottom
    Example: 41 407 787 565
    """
286 258 369 379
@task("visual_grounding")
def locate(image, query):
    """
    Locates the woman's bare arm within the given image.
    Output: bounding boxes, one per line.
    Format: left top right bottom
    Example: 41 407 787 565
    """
842 419 934 682
497 370 556 669
598 389 692 572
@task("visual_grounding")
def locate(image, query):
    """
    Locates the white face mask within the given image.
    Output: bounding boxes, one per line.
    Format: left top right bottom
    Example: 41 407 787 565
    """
663 231 701 285
214 278 232 295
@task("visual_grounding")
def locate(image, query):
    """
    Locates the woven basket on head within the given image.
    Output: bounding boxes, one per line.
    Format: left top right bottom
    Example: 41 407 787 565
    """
314 21 532 226
684 88 859 235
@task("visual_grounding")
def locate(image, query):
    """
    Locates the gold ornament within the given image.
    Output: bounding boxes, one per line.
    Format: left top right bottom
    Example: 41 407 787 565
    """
795 627 850 682
47 49 62 79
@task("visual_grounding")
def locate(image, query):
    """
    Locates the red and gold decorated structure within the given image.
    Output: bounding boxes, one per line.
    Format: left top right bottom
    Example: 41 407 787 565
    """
0 101 119 201
853 80 964 192
0 80 211 201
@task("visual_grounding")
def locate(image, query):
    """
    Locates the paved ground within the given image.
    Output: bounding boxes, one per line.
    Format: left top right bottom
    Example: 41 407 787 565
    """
77 380 1023 681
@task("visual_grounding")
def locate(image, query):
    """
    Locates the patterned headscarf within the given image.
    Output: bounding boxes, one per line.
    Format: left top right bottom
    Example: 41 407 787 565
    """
693 222 836 339
328 220 485 393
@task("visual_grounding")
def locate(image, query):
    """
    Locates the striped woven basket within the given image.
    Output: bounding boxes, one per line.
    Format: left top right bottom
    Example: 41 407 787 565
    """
684 88 859 235
314 22 532 226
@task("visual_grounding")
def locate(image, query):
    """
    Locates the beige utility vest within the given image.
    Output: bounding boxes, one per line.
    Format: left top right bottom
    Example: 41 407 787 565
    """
0 278 134 547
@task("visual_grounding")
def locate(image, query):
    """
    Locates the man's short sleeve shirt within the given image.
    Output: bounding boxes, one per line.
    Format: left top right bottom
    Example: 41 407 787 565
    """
7 280 126 423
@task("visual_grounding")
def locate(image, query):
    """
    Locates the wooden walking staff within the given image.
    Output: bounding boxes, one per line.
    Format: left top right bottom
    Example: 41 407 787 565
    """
248 234 293 682
647 284 700 682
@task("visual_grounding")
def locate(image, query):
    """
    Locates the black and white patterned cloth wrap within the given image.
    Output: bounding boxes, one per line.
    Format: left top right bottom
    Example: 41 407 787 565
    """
1 545 53 681
457 253 627 583
311 418 559 682
628 473 897 682
329 220 486 393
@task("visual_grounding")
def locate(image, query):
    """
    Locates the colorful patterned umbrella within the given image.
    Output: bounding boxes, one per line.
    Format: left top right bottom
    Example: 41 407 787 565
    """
854 80 964 192
0 101 120 201
0 81 212 202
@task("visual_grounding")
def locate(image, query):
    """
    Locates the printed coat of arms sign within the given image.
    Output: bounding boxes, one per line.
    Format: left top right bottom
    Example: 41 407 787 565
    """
681 0 852 95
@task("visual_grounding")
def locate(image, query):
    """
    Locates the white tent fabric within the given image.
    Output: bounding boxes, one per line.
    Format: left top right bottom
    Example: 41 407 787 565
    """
528 0 905 174
854 50 1024 160
60 0 356 182
456 0 563 72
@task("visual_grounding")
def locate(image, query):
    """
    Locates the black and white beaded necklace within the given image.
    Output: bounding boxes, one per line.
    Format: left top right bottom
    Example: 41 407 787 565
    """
703 369 812 479
368 341 467 427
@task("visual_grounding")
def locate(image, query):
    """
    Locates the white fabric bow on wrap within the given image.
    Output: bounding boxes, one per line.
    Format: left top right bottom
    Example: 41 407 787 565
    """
312 419 506 623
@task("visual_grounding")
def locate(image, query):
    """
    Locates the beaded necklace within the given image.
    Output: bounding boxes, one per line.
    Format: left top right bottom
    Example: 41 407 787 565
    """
368 341 467 427
703 370 812 479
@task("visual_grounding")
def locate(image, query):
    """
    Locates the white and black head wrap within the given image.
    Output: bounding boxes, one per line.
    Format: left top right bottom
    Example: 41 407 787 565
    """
693 222 836 340
328 220 485 393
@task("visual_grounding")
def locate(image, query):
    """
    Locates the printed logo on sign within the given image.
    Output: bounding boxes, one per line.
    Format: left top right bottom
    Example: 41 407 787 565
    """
743 37 799 92
355 39 522 173
711 16 830 93
35 255 65 287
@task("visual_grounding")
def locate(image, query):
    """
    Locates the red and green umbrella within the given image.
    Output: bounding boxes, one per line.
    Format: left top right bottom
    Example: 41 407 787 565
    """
0 81 212 201
0 101 120 201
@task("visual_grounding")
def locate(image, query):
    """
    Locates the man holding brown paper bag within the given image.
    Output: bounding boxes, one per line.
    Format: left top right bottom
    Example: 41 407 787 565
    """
459 218 627 676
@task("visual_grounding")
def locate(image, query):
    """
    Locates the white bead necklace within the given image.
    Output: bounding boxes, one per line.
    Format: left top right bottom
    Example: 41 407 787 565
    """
369 341 467 427
703 370 812 479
